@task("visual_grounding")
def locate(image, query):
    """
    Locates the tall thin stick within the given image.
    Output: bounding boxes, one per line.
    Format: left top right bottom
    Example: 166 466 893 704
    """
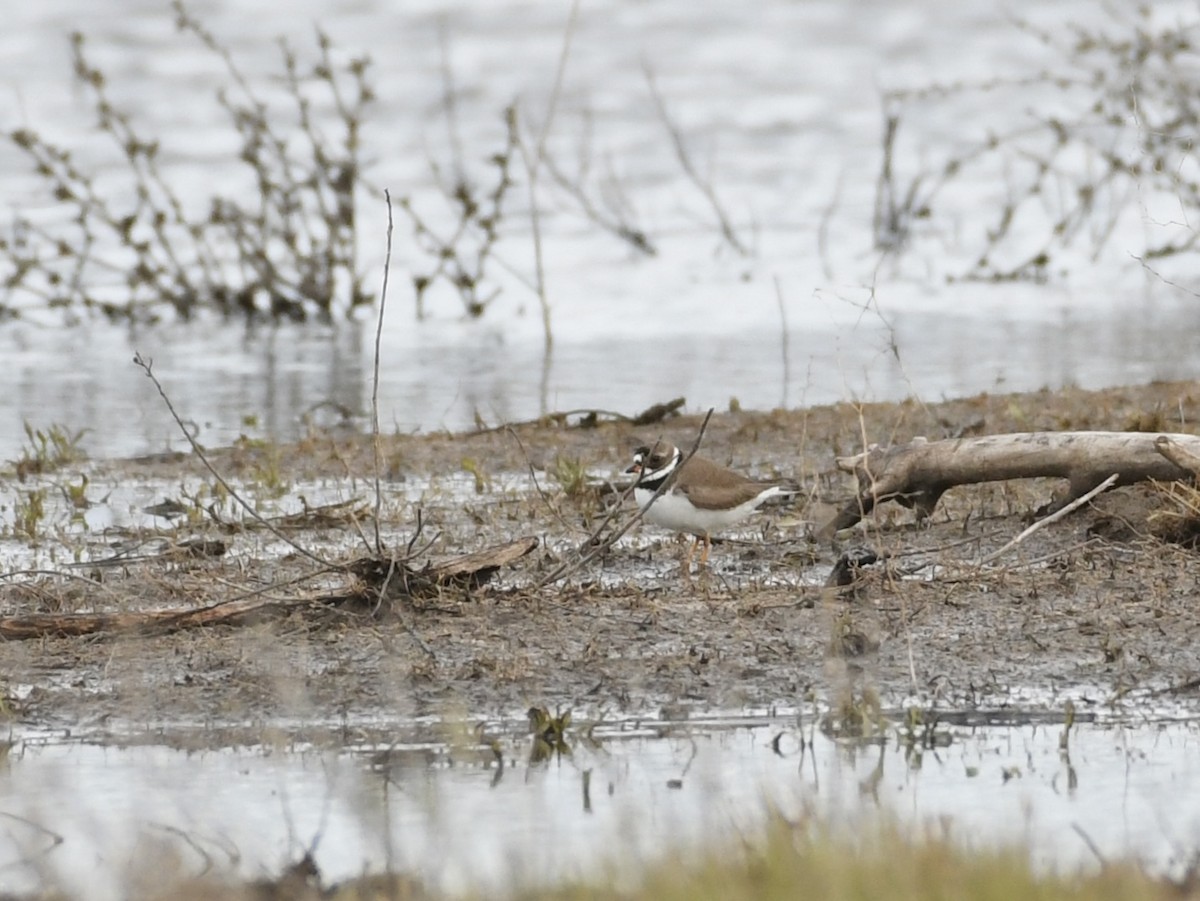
516 0 580 353
371 190 395 555
535 409 714 588
773 275 790 409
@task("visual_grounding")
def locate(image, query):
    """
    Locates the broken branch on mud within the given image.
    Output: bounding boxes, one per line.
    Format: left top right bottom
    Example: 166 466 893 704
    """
0 537 538 641
822 431 1200 537
475 397 686 433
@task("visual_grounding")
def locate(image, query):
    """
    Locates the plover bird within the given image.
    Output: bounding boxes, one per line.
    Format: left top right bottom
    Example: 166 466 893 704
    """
626 443 798 565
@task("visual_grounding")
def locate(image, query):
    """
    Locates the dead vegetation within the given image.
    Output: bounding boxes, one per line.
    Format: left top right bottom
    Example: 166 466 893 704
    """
4 380 1200 730
0 532 539 641
3 2 373 322
877 6 1200 282
4 2 758 329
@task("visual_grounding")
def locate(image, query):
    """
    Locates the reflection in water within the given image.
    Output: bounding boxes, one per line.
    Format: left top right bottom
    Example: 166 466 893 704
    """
3 322 367 459
0 718 1198 899
2 1 1199 459
3 287 1197 461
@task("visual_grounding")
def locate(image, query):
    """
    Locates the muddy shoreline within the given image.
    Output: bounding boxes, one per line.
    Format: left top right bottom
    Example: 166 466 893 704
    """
5 380 1200 740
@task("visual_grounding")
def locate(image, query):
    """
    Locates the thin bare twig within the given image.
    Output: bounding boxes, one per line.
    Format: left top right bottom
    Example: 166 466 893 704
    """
918 539 1099 586
643 64 748 255
146 822 216 877
1072 822 1108 867
513 0 580 352
541 148 657 256
534 0 580 166
975 474 1117 568
0 568 108 588
372 191 394 555
0 811 64 865
535 409 715 587
382 507 438 660
208 568 342 604
505 426 584 538
132 352 337 569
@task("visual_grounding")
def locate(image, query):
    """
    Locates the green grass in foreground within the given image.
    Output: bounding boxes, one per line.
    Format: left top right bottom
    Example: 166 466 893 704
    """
511 817 1185 901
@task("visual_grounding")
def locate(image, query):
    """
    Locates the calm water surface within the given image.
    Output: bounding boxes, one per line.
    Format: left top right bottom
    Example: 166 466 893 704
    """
1 716 1197 898
1 1 1197 459
2 4 1200 895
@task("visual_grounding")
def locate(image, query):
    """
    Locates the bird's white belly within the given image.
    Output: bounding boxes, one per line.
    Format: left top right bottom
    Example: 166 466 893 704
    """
634 487 768 536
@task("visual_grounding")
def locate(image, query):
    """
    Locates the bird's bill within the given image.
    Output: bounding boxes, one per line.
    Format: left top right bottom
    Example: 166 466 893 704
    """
624 461 642 474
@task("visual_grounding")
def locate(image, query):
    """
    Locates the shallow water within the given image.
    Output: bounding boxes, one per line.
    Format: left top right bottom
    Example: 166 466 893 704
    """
6 287 1198 462
4 3 1200 895
2 715 1199 898
2 1 1198 460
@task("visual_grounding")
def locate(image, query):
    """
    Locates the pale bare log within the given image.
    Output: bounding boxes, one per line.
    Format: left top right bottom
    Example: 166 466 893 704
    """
1154 435 1200 477
0 596 286 641
822 431 1200 537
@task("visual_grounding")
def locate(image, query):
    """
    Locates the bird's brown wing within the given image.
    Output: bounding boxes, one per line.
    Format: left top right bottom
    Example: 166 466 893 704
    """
675 456 785 510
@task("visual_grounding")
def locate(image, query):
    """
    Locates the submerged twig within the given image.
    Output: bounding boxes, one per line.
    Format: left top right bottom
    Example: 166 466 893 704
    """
643 64 748 255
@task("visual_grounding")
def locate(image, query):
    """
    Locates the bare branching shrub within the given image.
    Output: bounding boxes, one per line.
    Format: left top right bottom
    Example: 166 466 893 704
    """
541 109 657 258
2 1 373 322
644 64 750 257
877 7 1200 281
397 107 518 321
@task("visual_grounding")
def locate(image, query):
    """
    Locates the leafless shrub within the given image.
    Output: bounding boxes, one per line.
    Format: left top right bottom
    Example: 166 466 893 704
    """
2 1 373 322
396 107 518 321
877 7 1200 281
400 0 579 351
644 64 750 256
541 109 657 257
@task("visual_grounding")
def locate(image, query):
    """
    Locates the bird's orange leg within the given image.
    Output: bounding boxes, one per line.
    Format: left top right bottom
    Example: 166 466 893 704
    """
681 536 698 571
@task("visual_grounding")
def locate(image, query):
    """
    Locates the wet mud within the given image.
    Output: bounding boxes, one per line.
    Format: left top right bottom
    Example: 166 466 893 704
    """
5 380 1200 740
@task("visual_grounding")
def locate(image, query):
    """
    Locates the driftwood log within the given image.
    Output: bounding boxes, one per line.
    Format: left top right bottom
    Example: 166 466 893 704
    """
821 431 1200 537
0 536 539 641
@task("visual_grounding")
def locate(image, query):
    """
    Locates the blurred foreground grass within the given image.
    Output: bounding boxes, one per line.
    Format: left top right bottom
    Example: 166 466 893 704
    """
512 816 1182 901
31 790 1190 900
